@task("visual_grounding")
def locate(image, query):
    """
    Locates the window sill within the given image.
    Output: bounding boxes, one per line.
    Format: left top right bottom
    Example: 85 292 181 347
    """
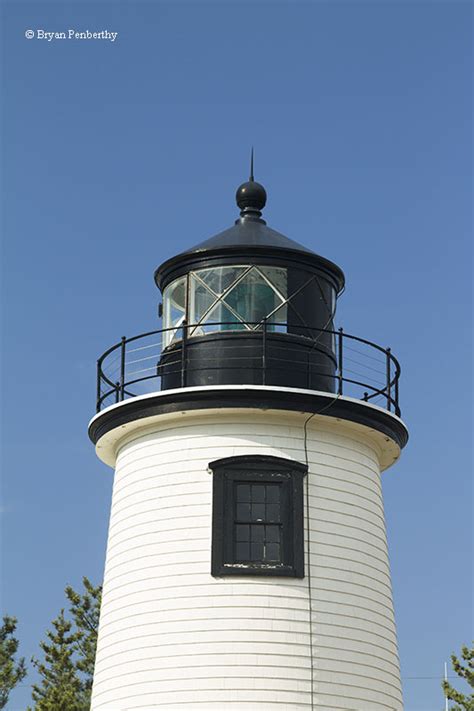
213 563 303 578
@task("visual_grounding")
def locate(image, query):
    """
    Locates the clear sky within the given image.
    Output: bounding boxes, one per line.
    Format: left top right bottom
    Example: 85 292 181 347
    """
1 1 472 709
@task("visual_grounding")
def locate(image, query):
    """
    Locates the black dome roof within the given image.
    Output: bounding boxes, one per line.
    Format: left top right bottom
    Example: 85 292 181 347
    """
155 174 345 293
188 218 316 255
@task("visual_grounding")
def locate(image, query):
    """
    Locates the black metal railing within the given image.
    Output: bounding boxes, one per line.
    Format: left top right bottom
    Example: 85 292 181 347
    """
95 321 401 416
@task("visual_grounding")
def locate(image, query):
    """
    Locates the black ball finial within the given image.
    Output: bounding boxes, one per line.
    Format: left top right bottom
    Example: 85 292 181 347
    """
235 147 267 218
235 180 267 212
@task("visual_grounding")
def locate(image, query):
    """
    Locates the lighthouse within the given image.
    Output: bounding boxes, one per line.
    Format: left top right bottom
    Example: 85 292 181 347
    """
89 166 408 710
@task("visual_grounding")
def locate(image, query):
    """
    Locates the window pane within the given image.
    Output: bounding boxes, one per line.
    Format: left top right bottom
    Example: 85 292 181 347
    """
250 543 264 561
190 276 216 324
224 269 283 325
166 278 186 315
265 543 280 561
235 542 250 561
251 503 265 521
266 303 288 333
266 504 280 522
196 302 246 334
251 525 264 543
236 503 251 522
236 484 251 503
196 266 249 295
235 524 249 542
251 485 265 503
266 485 280 504
266 525 280 543
162 277 187 346
259 267 288 298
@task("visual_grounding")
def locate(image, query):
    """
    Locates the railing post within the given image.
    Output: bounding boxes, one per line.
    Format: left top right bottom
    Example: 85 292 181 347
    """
120 336 126 401
386 347 391 412
338 327 344 395
395 370 400 417
181 320 188 388
363 391 369 402
306 332 314 389
96 360 101 413
262 318 267 385
306 348 311 389
115 381 120 404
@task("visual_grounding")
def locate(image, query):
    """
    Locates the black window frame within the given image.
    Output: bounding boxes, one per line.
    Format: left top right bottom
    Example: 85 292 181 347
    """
210 455 307 578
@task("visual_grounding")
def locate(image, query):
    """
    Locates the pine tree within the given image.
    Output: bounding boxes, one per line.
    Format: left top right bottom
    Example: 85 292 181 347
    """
0 616 26 709
442 643 474 711
30 610 85 711
65 577 102 707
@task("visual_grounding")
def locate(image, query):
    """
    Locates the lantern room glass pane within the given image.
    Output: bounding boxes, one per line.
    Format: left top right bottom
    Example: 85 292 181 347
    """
163 265 290 344
190 276 215 324
224 270 284 326
259 266 287 298
193 302 247 334
162 277 186 347
190 272 249 334
197 266 248 295
266 303 288 332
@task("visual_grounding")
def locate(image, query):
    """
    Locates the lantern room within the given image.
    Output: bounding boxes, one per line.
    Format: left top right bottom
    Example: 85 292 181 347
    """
155 173 345 391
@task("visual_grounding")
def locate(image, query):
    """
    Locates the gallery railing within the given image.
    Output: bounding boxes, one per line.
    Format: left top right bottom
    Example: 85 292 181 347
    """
95 321 401 417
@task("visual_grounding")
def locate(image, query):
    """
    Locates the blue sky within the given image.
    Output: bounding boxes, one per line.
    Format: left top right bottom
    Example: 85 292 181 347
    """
1 1 472 709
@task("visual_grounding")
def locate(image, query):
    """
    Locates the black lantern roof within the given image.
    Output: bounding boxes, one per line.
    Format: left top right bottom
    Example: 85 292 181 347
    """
155 167 345 293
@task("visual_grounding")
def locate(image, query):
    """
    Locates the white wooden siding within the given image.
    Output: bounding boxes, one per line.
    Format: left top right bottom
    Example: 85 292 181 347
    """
91 411 402 711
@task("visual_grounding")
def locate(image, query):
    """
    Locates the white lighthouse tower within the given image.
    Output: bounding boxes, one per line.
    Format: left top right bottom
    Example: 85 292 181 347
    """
89 167 408 711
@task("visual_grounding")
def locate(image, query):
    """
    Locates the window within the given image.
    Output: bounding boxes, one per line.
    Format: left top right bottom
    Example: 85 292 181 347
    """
162 276 186 347
210 455 307 578
162 266 288 346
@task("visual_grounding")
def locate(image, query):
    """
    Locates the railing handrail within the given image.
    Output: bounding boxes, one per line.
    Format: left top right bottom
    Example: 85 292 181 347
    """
95 321 402 417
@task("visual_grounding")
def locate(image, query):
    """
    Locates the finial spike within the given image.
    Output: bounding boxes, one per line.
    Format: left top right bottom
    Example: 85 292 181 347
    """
235 150 266 219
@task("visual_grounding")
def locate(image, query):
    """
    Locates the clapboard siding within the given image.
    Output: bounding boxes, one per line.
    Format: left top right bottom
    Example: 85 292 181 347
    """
91 411 402 710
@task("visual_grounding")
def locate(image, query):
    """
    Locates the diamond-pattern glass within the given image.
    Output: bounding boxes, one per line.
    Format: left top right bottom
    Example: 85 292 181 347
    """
197 302 247 333
190 276 215 325
259 266 288 298
224 271 283 325
197 266 248 295
164 264 297 345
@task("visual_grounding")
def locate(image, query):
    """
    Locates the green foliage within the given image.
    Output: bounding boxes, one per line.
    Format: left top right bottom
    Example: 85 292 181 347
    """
29 578 102 711
30 610 84 711
65 577 102 707
0 616 26 709
443 643 474 710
